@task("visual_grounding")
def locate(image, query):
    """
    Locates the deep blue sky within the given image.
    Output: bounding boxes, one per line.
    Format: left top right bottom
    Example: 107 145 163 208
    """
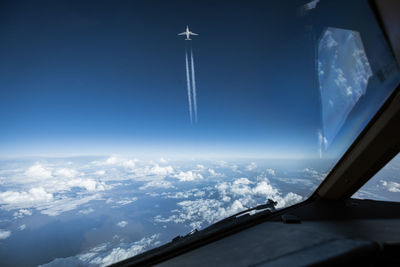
0 0 390 158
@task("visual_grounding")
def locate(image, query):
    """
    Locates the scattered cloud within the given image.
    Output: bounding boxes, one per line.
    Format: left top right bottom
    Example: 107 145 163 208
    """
19 224 26 231
208 168 224 177
303 0 320 11
13 209 33 218
117 221 128 228
54 168 79 178
380 180 400 193
173 171 203 181
303 168 327 180
24 163 52 179
139 180 173 190
155 177 303 229
115 197 138 206
231 164 239 172
245 162 257 171
147 164 174 176
159 158 168 164
0 229 11 240
93 156 137 169
38 194 101 216
265 168 275 176
95 170 106 176
42 234 160 267
318 130 328 158
161 189 206 199
78 208 94 215
196 164 205 170
318 28 372 149
66 178 106 192
0 187 53 210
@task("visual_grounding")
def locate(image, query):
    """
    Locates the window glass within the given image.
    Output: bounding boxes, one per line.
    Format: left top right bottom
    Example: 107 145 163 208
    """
353 153 400 201
0 0 399 266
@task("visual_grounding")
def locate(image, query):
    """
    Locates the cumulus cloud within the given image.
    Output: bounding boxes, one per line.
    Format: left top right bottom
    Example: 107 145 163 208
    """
161 189 206 199
1 162 109 216
217 160 227 167
91 235 159 266
93 156 137 169
78 208 94 215
0 157 172 218
277 192 303 209
155 197 250 230
155 199 231 227
147 164 174 176
0 187 53 210
303 168 327 180
54 168 79 178
208 168 224 177
173 171 203 181
0 229 11 240
42 234 160 267
117 221 128 228
252 181 279 196
380 180 400 193
65 178 106 192
245 162 257 171
265 168 275 176
95 170 106 176
13 209 33 218
231 164 239 172
155 177 303 229
208 169 216 176
159 158 168 164
19 224 26 230
24 163 52 179
196 164 205 170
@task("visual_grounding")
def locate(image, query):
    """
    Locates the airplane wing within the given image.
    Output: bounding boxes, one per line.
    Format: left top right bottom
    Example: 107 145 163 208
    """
189 32 198 36
178 32 186 35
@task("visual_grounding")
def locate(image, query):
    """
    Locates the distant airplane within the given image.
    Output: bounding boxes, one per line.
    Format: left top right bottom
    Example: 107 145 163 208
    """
178 26 198 40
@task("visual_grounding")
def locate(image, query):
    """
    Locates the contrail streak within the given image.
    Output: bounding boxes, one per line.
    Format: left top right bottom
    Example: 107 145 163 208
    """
190 49 198 123
185 49 193 124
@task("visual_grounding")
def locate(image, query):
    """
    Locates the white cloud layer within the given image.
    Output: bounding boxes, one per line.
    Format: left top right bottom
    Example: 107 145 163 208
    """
380 180 400 193
42 234 160 267
155 177 303 229
0 187 53 209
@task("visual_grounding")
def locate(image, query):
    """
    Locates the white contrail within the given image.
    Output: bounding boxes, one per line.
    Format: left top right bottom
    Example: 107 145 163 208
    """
190 49 198 123
185 50 193 124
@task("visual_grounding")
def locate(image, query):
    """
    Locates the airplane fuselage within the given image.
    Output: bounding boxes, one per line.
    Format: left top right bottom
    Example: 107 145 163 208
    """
178 26 198 41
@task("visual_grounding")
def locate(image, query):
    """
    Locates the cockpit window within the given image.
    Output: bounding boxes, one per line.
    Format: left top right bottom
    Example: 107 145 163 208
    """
0 0 399 265
353 153 400 201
